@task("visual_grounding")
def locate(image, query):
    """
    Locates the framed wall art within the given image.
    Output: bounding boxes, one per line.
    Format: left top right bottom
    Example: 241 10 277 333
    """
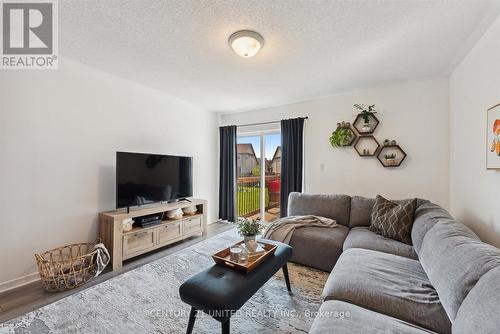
487 102 500 170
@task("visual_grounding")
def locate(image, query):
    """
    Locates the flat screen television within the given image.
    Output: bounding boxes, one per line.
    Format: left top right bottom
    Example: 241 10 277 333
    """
116 152 193 209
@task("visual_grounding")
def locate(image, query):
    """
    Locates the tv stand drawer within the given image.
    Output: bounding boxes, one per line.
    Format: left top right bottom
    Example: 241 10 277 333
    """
158 221 182 244
123 230 155 258
183 216 202 234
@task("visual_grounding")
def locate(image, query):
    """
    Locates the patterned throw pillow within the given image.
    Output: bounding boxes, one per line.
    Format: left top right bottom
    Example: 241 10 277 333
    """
369 195 417 245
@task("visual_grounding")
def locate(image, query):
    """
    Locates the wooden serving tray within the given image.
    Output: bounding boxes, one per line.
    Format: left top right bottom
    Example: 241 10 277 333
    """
212 240 277 274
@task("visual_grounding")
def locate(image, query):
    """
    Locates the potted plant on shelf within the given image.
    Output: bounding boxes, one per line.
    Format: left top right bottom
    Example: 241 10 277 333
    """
235 217 264 243
384 153 397 166
329 123 354 148
354 104 377 133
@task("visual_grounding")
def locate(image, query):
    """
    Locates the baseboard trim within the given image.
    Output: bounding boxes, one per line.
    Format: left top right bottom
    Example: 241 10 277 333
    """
0 273 40 293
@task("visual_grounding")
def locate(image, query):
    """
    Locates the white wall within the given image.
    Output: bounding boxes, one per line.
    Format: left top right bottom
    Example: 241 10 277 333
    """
449 15 500 247
221 78 450 208
0 58 218 287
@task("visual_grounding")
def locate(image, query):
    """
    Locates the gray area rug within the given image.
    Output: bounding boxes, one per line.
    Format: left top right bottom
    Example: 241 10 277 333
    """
1 229 328 334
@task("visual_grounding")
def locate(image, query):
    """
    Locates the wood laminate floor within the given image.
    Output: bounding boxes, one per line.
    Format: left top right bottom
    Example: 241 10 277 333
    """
0 221 233 323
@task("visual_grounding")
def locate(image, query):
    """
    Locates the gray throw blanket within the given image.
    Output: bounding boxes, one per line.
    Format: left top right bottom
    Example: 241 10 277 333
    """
262 215 338 244
93 243 110 277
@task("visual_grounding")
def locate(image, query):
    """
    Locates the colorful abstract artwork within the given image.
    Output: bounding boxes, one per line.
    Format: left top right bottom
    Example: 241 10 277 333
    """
487 103 500 169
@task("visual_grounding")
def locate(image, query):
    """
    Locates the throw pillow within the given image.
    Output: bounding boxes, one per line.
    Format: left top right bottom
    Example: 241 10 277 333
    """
369 195 417 244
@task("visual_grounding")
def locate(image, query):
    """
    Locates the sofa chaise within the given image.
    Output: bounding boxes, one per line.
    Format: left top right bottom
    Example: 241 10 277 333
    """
280 192 500 334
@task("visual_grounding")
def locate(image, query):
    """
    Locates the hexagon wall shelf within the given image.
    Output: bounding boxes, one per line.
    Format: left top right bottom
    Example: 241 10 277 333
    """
354 136 380 157
330 123 358 148
377 144 407 167
342 126 358 147
353 114 380 135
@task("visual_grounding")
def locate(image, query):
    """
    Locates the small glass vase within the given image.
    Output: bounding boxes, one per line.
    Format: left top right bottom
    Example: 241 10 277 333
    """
238 246 248 265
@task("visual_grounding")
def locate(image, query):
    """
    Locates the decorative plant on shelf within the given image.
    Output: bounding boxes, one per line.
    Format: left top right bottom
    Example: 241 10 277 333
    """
384 153 396 159
235 217 264 242
354 104 377 124
329 123 355 148
384 153 397 166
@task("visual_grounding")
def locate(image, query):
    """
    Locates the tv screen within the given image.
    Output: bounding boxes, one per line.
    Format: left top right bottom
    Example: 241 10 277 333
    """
116 152 193 209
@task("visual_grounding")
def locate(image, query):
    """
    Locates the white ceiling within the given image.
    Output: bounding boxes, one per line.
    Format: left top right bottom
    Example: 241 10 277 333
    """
60 0 500 112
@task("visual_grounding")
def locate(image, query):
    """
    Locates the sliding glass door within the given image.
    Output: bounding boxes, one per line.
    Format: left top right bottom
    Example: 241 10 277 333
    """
236 135 262 220
236 132 281 222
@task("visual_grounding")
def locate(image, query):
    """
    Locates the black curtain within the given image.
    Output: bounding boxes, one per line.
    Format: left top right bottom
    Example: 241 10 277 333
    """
218 125 237 222
280 118 305 217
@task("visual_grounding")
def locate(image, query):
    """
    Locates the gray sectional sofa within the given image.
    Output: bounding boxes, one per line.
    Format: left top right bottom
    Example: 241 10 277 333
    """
282 193 500 334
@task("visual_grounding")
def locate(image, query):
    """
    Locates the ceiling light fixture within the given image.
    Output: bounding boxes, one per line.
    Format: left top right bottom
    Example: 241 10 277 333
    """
228 30 264 58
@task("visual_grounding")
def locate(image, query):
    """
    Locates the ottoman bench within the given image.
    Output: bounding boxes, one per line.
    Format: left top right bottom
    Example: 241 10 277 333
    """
178 239 293 334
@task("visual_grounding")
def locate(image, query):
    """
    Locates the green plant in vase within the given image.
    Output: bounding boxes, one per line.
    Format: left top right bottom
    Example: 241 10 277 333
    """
235 217 264 242
354 104 377 133
330 126 354 148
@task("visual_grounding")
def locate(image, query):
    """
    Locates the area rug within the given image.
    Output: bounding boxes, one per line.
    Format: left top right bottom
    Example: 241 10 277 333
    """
1 229 328 334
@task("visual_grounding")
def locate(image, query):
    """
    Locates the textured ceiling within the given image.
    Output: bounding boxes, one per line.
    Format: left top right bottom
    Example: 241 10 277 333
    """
60 0 500 112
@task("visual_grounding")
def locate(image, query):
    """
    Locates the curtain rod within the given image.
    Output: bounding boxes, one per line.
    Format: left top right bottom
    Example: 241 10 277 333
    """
236 117 308 128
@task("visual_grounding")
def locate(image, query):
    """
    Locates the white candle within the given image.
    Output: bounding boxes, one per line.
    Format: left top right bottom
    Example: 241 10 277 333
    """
230 247 242 262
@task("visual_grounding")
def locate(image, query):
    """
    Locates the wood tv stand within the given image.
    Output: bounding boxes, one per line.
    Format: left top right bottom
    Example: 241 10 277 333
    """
99 198 207 270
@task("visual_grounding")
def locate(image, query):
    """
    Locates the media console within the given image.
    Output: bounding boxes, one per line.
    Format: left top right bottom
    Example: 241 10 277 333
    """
99 198 208 270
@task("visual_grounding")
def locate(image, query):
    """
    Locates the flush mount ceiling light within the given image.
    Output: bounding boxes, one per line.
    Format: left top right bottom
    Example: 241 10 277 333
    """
228 30 264 58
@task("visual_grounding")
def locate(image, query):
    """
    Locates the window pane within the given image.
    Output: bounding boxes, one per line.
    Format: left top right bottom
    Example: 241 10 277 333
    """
236 136 261 220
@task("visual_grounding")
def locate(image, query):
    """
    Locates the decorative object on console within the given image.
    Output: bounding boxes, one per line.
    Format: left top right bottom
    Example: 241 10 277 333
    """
182 205 198 215
487 102 500 169
329 122 357 148
122 218 133 232
369 195 417 244
353 104 379 134
166 208 183 219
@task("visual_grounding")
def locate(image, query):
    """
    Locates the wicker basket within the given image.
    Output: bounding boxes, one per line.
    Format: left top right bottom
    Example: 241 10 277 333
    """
35 239 101 292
